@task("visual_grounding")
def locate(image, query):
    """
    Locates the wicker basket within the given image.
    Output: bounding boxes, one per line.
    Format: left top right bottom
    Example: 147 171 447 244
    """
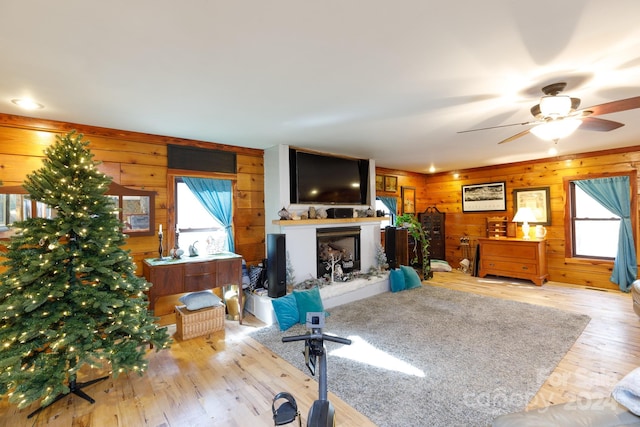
175 303 225 340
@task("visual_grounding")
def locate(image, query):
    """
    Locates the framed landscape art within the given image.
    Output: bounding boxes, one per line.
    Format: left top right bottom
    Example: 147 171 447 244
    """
461 181 506 212
401 186 416 214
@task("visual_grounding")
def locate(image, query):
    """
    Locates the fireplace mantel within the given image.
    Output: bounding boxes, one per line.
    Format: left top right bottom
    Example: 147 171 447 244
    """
272 217 387 227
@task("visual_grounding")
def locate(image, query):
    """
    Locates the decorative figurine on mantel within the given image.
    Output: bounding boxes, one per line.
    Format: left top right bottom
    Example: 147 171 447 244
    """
278 207 291 220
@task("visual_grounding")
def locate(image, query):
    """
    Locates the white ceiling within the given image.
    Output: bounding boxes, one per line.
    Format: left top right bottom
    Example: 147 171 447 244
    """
2 1 640 173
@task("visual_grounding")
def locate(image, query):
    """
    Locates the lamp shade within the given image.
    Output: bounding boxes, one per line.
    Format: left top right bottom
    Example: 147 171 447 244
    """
512 207 536 223
530 118 582 141
539 95 572 117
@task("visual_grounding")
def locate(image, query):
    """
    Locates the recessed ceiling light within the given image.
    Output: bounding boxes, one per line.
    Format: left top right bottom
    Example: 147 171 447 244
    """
428 165 436 173
11 98 44 110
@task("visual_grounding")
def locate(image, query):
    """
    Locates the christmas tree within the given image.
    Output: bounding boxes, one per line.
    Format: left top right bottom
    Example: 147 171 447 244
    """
0 131 171 413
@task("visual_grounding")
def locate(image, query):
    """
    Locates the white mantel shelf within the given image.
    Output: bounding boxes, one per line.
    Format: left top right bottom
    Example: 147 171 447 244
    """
272 217 387 227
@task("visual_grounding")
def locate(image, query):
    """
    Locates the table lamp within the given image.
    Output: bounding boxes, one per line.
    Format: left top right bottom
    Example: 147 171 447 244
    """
512 207 536 240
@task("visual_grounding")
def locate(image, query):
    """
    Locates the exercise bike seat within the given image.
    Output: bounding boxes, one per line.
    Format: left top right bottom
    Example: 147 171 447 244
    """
272 392 300 426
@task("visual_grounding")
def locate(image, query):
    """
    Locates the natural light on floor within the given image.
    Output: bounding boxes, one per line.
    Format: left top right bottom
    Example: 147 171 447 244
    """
329 335 425 378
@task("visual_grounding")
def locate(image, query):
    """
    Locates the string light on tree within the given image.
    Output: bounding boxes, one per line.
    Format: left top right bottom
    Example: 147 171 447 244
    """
0 131 171 415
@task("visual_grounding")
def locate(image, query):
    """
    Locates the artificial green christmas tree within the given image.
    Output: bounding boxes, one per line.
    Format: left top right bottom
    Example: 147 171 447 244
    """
0 131 170 415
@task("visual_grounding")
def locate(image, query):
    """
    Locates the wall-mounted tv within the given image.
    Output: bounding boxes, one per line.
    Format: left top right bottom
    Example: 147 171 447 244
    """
289 148 369 205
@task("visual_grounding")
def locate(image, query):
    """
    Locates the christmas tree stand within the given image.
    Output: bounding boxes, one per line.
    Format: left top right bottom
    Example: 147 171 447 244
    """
27 374 109 419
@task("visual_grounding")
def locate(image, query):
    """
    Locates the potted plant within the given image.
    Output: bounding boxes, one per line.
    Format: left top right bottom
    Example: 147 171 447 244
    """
395 213 432 279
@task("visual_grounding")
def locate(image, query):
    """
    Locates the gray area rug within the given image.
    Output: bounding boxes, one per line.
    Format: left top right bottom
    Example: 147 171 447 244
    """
250 285 591 427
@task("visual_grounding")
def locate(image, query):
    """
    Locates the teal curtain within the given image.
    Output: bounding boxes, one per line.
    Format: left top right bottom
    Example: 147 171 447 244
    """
575 176 636 291
378 196 397 224
182 177 234 252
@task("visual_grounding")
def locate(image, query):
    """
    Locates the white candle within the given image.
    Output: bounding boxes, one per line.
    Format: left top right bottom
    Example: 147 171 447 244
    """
159 224 162 234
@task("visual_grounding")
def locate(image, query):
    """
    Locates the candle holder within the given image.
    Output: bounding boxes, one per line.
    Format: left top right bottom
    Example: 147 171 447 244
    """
158 232 164 260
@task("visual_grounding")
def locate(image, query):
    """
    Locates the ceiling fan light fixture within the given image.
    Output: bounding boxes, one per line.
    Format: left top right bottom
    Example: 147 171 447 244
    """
11 98 44 110
530 119 582 140
539 95 572 117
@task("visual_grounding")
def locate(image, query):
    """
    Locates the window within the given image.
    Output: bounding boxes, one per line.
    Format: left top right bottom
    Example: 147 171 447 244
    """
565 173 636 289
375 198 394 229
175 178 228 254
570 183 620 259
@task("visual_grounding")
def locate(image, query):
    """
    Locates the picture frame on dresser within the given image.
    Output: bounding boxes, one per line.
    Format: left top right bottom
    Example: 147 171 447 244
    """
513 187 551 225
461 181 506 212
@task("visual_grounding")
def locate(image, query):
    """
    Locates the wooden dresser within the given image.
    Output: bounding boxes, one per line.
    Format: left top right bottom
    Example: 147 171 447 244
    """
477 237 548 286
143 252 243 322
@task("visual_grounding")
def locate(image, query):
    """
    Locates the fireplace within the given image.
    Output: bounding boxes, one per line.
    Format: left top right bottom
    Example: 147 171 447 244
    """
316 227 361 279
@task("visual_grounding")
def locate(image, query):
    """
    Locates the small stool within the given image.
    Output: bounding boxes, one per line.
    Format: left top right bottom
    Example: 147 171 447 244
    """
632 280 640 318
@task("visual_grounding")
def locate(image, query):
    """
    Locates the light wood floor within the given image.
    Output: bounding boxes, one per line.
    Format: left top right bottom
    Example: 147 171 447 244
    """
1 271 639 426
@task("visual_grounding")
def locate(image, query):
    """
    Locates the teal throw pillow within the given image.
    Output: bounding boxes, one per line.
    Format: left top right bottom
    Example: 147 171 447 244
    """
400 265 422 289
389 268 406 292
179 290 222 311
271 293 299 331
293 286 325 324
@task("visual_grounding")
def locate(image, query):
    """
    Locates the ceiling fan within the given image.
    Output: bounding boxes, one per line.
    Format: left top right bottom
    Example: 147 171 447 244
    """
459 82 640 144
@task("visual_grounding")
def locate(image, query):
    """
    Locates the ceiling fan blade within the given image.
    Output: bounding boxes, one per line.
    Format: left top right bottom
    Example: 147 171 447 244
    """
579 116 625 132
585 95 640 116
498 129 531 144
458 121 532 134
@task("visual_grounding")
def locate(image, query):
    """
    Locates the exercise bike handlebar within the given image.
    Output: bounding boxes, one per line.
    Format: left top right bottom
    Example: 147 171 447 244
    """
282 332 351 346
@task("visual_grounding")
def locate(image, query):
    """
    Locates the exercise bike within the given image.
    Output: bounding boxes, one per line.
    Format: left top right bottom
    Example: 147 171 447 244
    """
272 312 351 427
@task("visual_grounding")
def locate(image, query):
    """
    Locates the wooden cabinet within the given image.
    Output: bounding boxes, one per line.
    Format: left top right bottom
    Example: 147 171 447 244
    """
419 207 445 260
143 253 243 322
478 238 548 286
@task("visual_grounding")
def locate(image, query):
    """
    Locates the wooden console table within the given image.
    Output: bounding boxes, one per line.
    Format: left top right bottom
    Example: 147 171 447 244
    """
478 237 548 286
143 252 243 323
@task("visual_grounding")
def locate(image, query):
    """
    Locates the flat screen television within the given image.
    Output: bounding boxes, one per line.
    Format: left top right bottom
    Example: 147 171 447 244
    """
289 149 369 205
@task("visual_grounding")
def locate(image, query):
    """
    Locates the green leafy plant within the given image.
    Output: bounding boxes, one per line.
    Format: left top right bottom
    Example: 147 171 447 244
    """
395 213 431 279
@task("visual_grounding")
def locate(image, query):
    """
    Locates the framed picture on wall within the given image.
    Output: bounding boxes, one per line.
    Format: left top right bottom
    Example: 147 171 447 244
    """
513 187 551 225
461 181 506 212
376 175 384 191
384 176 398 192
401 186 416 214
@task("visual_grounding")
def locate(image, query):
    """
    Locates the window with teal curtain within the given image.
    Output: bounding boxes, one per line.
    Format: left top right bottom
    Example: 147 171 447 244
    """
574 176 636 291
182 177 235 253
377 196 397 225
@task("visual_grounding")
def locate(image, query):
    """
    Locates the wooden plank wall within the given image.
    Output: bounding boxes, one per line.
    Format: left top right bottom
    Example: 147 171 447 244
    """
0 114 265 273
2 111 639 291
378 146 640 291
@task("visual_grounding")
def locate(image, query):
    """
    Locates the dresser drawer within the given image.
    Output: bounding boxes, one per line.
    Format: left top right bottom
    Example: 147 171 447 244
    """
482 258 538 275
185 261 215 275
481 242 538 260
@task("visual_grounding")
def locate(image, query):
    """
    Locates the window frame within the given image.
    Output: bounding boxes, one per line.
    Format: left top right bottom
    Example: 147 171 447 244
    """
167 170 237 252
563 171 637 263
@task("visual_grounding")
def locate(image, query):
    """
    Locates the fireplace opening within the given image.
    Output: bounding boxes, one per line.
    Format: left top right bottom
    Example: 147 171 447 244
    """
316 227 361 279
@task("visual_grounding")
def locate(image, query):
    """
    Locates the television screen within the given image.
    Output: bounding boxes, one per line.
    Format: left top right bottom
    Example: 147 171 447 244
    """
290 149 368 205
